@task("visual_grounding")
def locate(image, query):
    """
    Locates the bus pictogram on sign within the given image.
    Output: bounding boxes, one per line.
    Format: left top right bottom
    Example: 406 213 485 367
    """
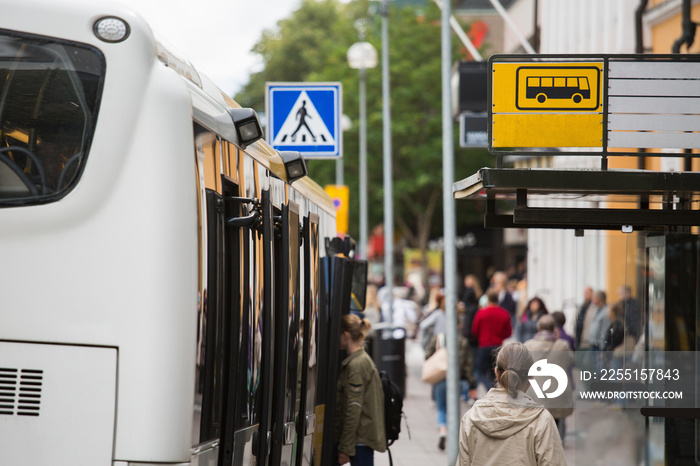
515 66 601 111
526 76 590 103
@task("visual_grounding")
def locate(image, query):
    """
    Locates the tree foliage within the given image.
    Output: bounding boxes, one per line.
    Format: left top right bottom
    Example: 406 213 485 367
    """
235 0 493 251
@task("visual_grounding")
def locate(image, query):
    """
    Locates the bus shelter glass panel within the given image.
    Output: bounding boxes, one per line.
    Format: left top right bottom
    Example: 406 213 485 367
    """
518 226 698 465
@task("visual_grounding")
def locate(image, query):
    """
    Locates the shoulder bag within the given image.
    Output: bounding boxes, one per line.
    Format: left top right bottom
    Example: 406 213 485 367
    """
421 334 447 385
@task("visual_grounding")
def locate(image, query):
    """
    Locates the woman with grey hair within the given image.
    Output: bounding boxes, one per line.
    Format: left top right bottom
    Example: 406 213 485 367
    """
457 342 565 465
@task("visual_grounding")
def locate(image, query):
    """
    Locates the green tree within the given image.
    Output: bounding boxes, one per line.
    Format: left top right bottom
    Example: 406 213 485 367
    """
235 0 493 284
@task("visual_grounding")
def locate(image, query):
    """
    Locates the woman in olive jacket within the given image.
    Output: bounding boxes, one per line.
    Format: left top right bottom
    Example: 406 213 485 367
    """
334 314 386 465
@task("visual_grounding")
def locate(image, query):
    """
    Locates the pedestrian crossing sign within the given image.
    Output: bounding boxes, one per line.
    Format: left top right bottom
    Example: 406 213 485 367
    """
266 82 342 158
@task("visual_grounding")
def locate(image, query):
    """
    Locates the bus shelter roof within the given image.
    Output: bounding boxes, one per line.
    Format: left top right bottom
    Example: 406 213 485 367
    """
453 168 700 231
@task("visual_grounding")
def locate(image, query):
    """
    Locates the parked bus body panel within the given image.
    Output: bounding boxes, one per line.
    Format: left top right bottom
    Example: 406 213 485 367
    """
0 0 338 464
0 1 199 462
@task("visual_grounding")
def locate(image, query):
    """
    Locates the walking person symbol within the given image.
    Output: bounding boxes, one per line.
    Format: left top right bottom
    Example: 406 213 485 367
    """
291 100 316 142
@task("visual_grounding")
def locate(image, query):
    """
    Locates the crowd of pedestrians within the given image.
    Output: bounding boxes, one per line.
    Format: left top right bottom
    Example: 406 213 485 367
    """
399 265 644 462
346 266 643 465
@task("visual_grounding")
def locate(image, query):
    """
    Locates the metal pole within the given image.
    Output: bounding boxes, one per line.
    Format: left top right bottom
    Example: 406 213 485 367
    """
381 0 393 322
359 67 368 260
335 156 344 186
441 0 459 463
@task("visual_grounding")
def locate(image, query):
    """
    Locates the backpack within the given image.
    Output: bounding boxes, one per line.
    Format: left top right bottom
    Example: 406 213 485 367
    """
379 370 409 466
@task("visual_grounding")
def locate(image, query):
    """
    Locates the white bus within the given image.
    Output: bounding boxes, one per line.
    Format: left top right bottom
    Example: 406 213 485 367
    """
0 1 361 465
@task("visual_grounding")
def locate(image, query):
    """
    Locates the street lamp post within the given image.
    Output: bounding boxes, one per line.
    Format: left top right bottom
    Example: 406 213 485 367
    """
347 40 377 260
380 0 394 321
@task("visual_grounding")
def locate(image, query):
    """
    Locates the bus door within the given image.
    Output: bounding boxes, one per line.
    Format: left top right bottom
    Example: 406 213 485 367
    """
317 254 355 466
194 185 228 463
213 181 266 466
296 214 320 466
270 201 302 466
254 189 276 466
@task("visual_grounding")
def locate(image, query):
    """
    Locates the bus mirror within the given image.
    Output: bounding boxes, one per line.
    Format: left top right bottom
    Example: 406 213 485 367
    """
349 260 368 312
325 235 356 258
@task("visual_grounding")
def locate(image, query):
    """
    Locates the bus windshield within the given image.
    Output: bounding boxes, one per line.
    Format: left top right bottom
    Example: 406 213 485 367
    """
0 30 104 206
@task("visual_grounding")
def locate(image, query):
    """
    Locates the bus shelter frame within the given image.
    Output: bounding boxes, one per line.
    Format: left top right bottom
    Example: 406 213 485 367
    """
453 167 700 231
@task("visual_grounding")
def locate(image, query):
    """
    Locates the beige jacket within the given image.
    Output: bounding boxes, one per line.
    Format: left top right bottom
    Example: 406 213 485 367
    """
458 388 566 465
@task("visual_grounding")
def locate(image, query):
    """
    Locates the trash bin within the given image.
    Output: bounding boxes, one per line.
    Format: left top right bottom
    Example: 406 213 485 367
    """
371 323 406 397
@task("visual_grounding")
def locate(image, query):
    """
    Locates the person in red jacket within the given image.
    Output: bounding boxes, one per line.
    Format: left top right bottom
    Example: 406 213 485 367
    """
471 289 512 391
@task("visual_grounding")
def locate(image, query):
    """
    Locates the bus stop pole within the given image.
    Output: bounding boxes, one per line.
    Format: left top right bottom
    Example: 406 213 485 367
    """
441 0 459 463
381 0 394 321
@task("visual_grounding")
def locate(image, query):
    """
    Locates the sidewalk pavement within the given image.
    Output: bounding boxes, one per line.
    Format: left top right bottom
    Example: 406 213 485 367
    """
373 339 452 466
374 339 580 466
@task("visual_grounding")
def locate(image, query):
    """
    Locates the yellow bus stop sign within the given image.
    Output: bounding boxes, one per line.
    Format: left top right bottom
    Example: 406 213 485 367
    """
491 62 604 148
